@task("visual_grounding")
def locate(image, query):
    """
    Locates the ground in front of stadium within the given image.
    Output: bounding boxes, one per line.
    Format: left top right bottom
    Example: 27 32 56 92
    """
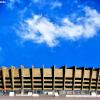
0 96 100 100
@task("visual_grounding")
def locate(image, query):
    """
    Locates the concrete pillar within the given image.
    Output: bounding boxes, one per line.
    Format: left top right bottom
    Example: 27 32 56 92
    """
81 67 85 93
31 65 34 91
2 67 6 93
20 65 24 95
96 69 100 92
52 65 55 91
63 66 66 90
72 66 76 93
10 66 14 91
89 68 93 91
42 65 44 90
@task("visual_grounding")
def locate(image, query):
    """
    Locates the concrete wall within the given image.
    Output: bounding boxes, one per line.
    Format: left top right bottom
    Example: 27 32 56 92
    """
0 66 100 91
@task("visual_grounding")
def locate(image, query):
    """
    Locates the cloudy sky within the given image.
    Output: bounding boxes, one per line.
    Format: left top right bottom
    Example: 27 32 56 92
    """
0 0 100 68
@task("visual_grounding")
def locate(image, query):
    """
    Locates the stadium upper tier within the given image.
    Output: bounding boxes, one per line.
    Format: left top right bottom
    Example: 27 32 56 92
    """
0 66 100 91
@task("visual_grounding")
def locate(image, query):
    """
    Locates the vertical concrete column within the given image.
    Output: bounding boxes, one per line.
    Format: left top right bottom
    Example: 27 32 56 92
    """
96 69 100 92
2 67 6 92
81 67 85 92
52 65 55 90
63 66 66 90
11 66 14 91
89 68 93 93
72 66 76 92
42 65 44 90
21 65 24 94
31 65 34 91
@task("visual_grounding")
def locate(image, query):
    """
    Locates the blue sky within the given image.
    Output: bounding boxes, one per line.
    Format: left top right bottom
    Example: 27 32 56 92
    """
0 0 100 68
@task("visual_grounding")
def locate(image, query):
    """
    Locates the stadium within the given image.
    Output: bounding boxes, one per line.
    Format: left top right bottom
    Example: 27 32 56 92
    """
0 65 100 96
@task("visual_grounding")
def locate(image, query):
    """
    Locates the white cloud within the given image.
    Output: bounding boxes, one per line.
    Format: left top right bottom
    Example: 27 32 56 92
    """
7 0 21 9
18 15 59 47
32 0 62 9
7 0 62 10
0 0 6 4
17 6 100 47
50 1 62 9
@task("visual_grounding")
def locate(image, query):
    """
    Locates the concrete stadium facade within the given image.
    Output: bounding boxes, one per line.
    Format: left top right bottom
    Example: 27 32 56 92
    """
0 65 100 95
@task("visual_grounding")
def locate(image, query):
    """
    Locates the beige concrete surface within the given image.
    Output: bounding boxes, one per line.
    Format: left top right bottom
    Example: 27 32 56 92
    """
0 96 100 100
1 66 100 91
